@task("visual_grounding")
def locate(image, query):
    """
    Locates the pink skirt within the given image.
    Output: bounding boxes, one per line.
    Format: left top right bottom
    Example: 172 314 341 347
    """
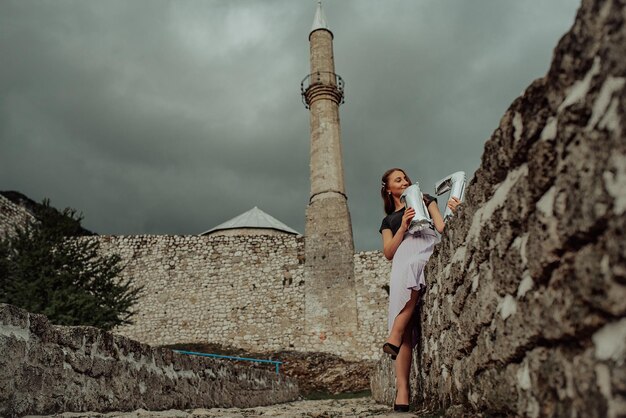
387 229 438 346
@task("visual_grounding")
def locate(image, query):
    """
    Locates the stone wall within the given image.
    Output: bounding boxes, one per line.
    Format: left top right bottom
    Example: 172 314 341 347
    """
372 0 626 416
97 234 307 351
0 194 35 238
354 251 392 358
0 191 393 361
0 303 298 417
94 234 391 361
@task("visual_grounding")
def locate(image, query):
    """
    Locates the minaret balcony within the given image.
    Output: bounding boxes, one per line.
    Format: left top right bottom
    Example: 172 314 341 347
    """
301 71 345 109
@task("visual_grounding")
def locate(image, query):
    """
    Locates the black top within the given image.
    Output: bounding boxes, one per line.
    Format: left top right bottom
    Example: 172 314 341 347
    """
379 194 437 236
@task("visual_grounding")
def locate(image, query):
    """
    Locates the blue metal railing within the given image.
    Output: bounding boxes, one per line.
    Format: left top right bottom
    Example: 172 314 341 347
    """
173 350 283 376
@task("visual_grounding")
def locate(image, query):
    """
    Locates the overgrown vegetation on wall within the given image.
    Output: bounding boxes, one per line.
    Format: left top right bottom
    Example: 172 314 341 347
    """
0 199 141 330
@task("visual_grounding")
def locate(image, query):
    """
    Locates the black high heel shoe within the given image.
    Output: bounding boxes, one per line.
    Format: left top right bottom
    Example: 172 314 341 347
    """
382 342 402 360
393 388 410 412
393 403 410 412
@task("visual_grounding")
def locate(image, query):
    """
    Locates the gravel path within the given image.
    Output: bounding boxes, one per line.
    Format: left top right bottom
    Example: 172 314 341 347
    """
26 398 431 417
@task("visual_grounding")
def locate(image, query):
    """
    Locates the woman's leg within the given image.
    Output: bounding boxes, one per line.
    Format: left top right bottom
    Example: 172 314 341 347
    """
395 315 414 405
386 289 420 347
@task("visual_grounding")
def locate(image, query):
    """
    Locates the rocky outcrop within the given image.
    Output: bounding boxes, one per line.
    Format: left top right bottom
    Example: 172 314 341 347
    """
372 0 626 416
0 304 298 417
165 342 374 396
0 193 36 238
279 351 372 396
0 191 95 236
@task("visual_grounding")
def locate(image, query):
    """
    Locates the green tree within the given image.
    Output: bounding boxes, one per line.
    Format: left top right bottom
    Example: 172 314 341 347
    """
0 199 141 330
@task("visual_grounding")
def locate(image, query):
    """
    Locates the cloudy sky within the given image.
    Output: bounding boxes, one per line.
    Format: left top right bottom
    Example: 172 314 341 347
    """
1 0 580 251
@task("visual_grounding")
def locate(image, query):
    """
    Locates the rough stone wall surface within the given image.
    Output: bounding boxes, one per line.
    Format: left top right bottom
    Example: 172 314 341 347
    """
0 304 298 417
0 194 35 238
354 251 392 357
98 234 307 352
372 0 626 416
304 195 358 348
94 234 390 361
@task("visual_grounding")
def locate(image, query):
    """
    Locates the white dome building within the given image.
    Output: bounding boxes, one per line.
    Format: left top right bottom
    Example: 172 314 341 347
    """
200 206 300 237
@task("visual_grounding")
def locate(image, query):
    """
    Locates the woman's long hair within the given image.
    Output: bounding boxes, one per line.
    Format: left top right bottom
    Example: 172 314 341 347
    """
381 168 412 215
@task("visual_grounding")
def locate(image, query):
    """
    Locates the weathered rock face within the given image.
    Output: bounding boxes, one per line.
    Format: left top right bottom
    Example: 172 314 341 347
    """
0 193 35 238
164 342 374 396
0 304 298 417
372 0 626 416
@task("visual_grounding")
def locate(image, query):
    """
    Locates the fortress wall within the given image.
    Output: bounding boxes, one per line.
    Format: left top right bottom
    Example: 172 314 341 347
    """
0 304 298 416
0 189 394 360
372 0 626 416
94 234 392 360
97 234 307 352
354 251 392 358
101 235 393 360
0 194 35 238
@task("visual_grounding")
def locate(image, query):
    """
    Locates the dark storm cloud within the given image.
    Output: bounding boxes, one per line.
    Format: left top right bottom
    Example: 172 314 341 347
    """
0 0 579 249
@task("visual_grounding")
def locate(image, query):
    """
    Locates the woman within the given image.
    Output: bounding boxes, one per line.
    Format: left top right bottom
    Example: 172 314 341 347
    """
379 168 460 412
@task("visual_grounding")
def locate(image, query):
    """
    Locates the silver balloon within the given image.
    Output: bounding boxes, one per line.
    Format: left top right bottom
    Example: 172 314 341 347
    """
400 183 433 233
434 171 466 220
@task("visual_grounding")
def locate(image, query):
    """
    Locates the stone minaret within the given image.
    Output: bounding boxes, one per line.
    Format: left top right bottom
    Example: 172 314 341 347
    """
301 1 357 347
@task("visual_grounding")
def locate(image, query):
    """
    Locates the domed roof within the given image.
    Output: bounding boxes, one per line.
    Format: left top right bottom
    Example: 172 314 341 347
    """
200 206 300 236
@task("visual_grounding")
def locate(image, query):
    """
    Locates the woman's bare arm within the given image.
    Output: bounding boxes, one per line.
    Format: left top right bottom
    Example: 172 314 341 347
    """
429 197 461 233
381 208 415 260
429 201 445 233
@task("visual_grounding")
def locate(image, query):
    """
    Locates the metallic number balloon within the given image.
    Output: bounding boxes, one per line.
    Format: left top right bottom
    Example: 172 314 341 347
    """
434 171 466 221
400 183 433 233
